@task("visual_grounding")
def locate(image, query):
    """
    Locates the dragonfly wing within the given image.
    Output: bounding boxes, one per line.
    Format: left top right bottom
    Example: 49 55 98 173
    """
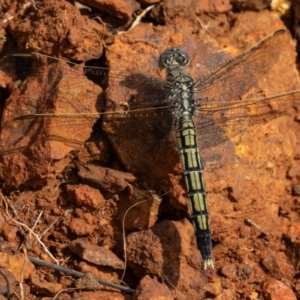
0 53 169 154
0 53 102 156
196 91 300 168
195 29 292 104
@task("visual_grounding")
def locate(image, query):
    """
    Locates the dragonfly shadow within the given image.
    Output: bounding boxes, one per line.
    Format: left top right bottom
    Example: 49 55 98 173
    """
118 73 167 107
149 220 205 290
150 221 181 284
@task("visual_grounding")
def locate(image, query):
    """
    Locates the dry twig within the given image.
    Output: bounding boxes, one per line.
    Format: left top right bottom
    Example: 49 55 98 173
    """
1 194 59 265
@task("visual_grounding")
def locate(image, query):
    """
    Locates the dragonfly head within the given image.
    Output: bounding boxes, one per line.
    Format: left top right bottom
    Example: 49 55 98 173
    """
159 48 190 70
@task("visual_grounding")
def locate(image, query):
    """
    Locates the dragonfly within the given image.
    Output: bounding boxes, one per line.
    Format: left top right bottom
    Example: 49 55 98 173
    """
0 28 299 269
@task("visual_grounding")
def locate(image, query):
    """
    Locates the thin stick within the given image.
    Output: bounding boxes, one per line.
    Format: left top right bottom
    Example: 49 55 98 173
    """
31 211 43 233
19 249 28 300
27 256 135 294
120 189 172 281
245 219 264 232
117 5 155 35
5 196 19 219
39 217 60 239
121 198 151 282
29 211 43 242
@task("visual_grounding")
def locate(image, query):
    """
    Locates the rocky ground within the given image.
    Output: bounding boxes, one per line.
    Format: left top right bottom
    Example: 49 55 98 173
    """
0 0 300 299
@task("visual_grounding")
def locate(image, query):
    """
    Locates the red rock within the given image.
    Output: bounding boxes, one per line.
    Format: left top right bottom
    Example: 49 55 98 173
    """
0 253 35 281
9 1 104 60
0 211 18 242
75 272 102 289
195 0 232 13
285 224 300 243
78 164 136 194
203 278 222 296
70 239 124 269
66 184 105 210
292 184 300 196
52 293 72 300
215 289 235 300
79 0 140 22
118 185 162 231
260 251 294 282
52 293 73 300
263 279 296 300
231 0 270 11
68 213 96 236
0 268 16 296
31 272 63 296
287 163 300 178
126 220 207 299
78 261 120 283
74 290 126 300
133 275 173 300
220 264 236 279
1 221 18 242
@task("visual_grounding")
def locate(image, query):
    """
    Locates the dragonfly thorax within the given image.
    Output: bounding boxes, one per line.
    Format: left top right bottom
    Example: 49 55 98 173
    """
170 91 199 118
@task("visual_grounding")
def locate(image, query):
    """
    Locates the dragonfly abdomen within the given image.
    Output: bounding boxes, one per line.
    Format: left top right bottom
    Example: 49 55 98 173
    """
177 117 213 270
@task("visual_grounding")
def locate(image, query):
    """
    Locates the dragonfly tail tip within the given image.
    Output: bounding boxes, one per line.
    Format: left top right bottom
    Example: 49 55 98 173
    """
204 259 214 270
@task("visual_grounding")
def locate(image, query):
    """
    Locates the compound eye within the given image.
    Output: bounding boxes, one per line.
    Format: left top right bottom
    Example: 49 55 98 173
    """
159 48 190 69
180 55 190 67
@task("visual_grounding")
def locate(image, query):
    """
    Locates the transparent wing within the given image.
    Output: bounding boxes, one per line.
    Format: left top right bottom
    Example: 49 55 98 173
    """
0 52 169 158
188 29 300 166
195 92 300 167
0 53 101 155
194 29 291 104
0 29 299 173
